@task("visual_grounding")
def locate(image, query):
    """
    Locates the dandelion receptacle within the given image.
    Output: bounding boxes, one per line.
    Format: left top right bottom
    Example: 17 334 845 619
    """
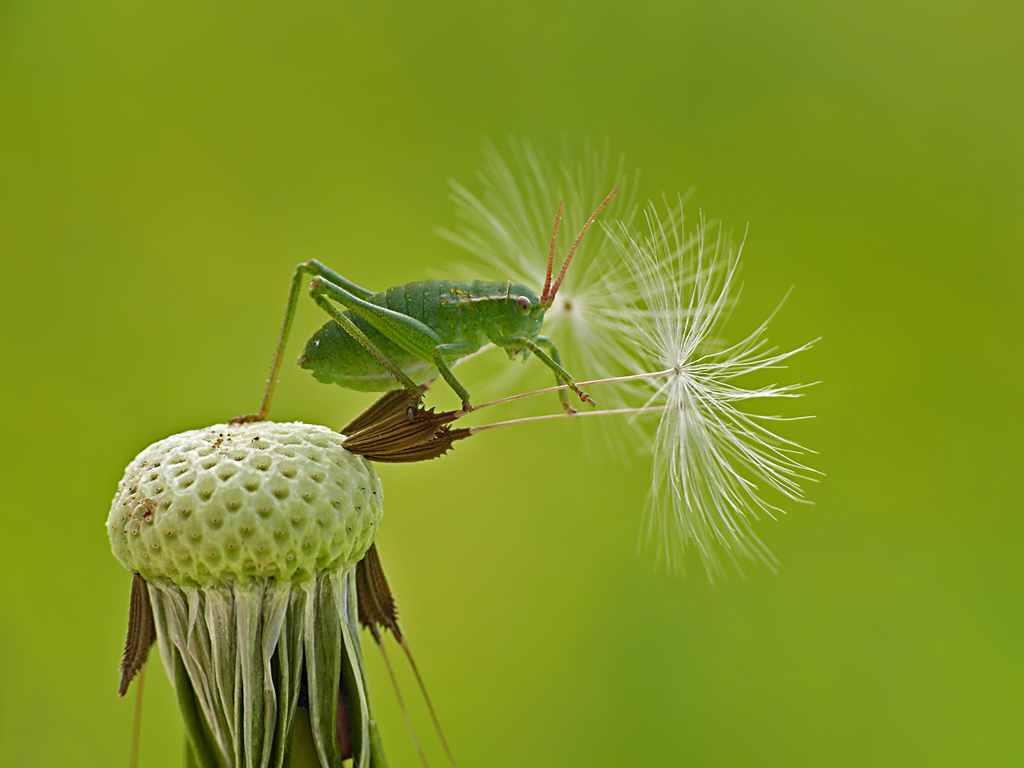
108 422 388 768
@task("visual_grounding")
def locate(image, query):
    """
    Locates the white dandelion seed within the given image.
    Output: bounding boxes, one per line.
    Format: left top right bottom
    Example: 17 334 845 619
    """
606 203 818 579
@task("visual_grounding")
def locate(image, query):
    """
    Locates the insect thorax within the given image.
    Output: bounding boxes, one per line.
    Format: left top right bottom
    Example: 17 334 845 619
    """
378 279 543 346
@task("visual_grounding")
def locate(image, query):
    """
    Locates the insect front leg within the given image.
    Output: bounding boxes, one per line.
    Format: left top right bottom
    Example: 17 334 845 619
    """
535 337 577 413
501 336 594 412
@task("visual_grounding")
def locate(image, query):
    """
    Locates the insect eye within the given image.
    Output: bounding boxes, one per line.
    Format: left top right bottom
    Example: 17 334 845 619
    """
515 296 532 315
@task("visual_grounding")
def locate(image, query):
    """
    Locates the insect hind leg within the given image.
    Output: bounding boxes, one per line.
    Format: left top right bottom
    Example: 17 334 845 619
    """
308 281 424 400
232 260 377 424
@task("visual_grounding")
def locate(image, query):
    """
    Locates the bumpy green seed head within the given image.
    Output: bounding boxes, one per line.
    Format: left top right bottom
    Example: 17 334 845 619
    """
107 422 383 586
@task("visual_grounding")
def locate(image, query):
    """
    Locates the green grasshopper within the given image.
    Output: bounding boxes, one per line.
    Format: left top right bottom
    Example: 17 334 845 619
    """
236 190 616 423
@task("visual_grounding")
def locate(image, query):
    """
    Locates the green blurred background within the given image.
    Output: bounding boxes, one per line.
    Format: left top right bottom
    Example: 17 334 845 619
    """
1 0 1021 766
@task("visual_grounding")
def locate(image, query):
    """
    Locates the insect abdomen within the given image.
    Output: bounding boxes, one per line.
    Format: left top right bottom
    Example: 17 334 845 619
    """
300 316 430 392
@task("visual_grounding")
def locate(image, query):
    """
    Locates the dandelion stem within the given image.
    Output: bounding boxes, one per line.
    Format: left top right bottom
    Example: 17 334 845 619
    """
129 663 146 768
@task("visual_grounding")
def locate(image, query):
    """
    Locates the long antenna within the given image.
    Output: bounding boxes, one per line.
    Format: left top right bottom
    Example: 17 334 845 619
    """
540 202 563 303
548 188 617 303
